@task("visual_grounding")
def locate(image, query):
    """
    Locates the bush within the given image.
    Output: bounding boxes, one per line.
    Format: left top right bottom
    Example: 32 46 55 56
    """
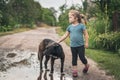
118 48 120 56
92 17 110 34
87 20 97 48
87 17 111 49
58 10 69 31
95 32 120 51
0 25 13 32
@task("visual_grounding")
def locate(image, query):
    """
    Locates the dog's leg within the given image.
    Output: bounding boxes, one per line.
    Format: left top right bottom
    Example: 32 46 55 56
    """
61 58 65 75
44 70 48 80
40 54 44 72
37 70 43 80
38 50 44 72
44 56 50 71
50 57 55 74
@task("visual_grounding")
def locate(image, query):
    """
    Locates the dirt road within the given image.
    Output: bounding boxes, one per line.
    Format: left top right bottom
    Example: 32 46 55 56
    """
0 27 115 80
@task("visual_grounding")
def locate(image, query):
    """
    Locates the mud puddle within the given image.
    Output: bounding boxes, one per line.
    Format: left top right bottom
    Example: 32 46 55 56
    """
0 49 73 80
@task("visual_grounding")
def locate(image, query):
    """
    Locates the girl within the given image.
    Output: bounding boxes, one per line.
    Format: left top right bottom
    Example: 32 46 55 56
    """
57 10 89 77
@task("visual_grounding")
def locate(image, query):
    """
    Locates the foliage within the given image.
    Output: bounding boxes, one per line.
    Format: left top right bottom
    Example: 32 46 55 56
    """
0 0 56 32
94 18 109 34
58 11 69 31
87 17 112 49
41 8 56 26
118 48 120 56
7 0 41 25
90 0 120 31
95 32 120 51
0 27 32 36
83 0 88 13
87 21 97 48
83 0 120 50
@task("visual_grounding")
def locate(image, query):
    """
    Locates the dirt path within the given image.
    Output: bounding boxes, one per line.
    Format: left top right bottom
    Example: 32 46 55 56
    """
0 27 115 80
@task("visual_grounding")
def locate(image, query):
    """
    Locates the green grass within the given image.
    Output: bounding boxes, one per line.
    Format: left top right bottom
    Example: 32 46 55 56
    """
86 49 120 80
0 27 35 37
56 27 120 80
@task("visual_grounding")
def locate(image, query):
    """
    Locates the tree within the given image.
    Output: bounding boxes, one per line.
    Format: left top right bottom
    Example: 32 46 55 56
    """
90 0 120 31
0 0 57 32
0 0 9 26
7 0 38 24
41 8 56 26
83 0 88 13
49 7 57 25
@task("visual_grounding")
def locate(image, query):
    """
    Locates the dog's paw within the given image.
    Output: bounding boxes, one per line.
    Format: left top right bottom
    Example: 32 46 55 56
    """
49 73 53 76
61 72 65 75
45 69 50 71
40 69 43 72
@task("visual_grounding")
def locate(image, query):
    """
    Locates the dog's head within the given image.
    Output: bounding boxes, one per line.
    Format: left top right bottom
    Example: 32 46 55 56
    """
43 42 62 58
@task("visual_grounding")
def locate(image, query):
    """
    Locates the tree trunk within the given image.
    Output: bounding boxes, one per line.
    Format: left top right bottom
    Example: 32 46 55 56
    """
112 11 120 31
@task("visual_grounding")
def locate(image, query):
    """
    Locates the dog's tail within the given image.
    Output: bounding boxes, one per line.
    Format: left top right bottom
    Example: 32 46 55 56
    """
38 40 45 60
38 50 40 60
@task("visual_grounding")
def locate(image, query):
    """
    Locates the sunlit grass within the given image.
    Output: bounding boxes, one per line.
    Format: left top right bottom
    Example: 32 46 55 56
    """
0 27 34 36
0 23 53 37
86 49 120 80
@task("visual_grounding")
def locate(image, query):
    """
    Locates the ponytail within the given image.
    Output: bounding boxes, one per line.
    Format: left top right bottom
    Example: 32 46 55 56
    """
80 14 87 25
76 13 81 23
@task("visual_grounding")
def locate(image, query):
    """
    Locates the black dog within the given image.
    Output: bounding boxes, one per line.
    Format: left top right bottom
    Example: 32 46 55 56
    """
38 39 65 74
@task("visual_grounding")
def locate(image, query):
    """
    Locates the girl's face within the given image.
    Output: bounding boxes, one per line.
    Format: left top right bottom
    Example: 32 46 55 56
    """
68 13 77 23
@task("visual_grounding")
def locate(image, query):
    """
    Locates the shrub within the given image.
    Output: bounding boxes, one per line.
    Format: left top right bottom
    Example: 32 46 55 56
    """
0 25 13 32
87 20 97 48
118 48 120 56
95 32 120 51
87 17 111 49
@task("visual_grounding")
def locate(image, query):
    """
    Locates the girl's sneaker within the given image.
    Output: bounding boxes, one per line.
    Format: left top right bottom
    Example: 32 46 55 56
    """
72 70 78 77
83 64 89 73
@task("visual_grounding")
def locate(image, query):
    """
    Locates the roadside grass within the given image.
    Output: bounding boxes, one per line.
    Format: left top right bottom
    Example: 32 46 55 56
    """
0 23 52 37
86 49 120 80
56 27 120 80
38 22 52 28
0 27 34 36
0 23 53 37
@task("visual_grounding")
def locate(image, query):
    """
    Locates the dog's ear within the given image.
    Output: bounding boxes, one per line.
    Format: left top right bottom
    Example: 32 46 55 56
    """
53 43 59 47
46 42 56 48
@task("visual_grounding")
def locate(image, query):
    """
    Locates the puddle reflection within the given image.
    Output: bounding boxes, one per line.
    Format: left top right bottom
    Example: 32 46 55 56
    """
37 71 43 80
72 77 78 80
37 70 65 80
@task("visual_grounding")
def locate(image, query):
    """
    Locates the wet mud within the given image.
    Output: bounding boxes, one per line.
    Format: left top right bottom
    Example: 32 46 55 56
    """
0 49 72 80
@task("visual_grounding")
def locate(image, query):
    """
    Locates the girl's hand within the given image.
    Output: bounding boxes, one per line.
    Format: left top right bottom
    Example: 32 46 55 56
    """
57 41 60 44
85 43 88 48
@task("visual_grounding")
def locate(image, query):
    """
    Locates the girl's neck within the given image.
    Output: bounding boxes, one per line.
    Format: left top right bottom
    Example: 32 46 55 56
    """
72 21 79 26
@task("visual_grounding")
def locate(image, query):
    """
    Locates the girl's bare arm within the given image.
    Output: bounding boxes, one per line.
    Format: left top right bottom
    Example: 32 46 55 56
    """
57 31 70 43
83 30 89 48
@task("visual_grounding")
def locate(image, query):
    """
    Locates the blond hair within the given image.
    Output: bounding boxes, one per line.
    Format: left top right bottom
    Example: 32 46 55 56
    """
69 10 81 23
80 14 87 25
